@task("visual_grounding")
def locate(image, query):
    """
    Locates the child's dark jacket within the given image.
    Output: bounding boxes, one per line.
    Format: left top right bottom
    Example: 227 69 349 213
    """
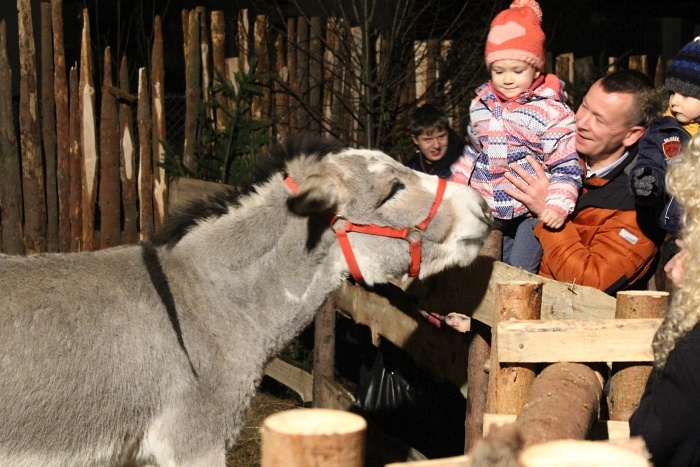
630 116 691 235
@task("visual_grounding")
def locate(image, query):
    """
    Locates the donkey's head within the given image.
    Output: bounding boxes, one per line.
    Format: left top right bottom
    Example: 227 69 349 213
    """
284 145 492 285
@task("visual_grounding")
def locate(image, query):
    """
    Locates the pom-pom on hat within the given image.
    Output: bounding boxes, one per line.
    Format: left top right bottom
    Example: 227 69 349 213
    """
666 37 700 100
485 0 546 71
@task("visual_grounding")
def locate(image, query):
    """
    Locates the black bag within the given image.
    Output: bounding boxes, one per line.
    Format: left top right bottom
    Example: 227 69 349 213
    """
356 345 420 414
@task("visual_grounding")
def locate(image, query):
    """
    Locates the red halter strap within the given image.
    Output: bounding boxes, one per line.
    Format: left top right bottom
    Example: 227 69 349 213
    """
285 176 447 284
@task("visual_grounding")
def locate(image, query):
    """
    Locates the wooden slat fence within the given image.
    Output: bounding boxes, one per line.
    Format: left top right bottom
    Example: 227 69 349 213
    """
0 3 665 255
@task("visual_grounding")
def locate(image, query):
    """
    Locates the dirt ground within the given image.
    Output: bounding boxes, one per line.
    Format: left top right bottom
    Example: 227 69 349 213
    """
226 380 305 466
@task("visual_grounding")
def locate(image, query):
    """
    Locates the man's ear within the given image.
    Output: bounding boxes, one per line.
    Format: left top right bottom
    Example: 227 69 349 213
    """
411 135 420 146
623 125 646 148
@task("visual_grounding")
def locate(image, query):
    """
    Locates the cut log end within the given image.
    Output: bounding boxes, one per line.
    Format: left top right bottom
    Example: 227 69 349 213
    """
519 439 651 466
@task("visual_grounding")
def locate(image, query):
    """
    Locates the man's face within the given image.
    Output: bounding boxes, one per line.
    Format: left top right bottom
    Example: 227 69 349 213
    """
489 60 540 99
574 81 639 164
412 129 449 163
669 92 700 125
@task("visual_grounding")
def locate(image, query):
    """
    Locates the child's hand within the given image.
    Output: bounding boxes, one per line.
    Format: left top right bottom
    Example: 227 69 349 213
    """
445 313 471 333
539 208 565 229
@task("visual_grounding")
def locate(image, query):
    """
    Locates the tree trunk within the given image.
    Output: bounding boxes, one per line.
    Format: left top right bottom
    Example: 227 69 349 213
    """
609 291 669 421
41 2 58 252
99 46 120 249
18 0 47 254
253 15 270 121
274 33 289 139
313 297 336 408
182 10 201 175
119 56 137 244
68 65 82 252
79 8 97 251
308 16 323 133
261 409 366 467
211 11 228 130
295 16 310 131
151 15 167 230
52 0 70 252
487 281 542 415
137 68 154 240
0 20 24 255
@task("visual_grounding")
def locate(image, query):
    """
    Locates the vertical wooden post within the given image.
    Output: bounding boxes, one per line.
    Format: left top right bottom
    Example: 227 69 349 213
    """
329 20 345 139
18 0 47 254
285 18 298 131
119 56 138 244
308 16 323 134
211 11 228 130
0 19 24 255
52 0 70 253
237 9 250 74
151 15 167 230
555 53 574 83
609 291 669 421
275 33 290 140
137 68 154 240
414 41 427 101
654 56 665 88
41 2 58 252
253 15 270 121
313 297 336 408
261 409 366 467
295 16 310 131
68 64 82 252
79 8 97 251
465 229 502 451
197 6 211 124
182 10 190 69
182 10 201 175
99 46 120 249
628 55 647 76
425 38 439 98
486 281 542 415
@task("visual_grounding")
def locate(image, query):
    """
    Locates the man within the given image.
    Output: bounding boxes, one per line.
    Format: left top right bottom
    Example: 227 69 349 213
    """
505 69 664 294
405 104 464 179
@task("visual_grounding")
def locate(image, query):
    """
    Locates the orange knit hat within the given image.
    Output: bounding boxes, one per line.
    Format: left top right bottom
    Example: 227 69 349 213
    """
485 0 545 71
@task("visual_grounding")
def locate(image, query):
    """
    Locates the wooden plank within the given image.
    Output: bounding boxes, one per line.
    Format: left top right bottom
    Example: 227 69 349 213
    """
555 52 574 83
263 358 314 403
41 2 58 252
497 318 662 363
332 281 471 395
403 261 616 328
151 15 168 229
79 8 97 251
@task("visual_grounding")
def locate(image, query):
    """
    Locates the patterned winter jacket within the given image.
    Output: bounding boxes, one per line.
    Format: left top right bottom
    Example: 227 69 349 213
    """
451 74 582 220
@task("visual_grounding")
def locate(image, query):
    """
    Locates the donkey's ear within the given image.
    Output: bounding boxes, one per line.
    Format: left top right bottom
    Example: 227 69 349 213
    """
287 173 345 216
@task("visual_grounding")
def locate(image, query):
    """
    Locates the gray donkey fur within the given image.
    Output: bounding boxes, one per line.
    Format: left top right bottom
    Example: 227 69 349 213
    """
0 136 491 466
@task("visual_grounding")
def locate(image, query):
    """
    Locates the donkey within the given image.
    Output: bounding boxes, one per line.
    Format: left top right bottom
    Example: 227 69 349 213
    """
0 135 491 466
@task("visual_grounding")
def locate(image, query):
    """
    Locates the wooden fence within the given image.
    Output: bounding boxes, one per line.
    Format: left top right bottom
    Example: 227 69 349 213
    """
0 2 667 256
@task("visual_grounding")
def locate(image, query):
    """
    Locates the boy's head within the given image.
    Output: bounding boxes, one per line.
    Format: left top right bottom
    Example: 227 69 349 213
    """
408 104 451 163
485 0 545 72
666 37 700 125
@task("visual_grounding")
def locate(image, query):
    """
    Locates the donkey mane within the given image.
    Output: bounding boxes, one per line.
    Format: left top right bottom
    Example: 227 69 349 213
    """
150 134 347 249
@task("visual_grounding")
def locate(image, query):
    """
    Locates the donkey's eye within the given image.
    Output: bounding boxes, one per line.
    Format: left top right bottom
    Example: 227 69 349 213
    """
377 181 405 207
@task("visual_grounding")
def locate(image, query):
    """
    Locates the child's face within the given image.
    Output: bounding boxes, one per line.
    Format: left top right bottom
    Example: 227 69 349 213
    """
669 92 700 125
490 60 541 99
411 129 449 163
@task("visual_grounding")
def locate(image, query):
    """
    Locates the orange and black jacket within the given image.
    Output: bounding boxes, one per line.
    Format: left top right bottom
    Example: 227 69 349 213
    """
535 148 662 295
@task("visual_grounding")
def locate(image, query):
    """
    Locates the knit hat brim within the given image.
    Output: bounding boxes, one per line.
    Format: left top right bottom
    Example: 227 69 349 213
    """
665 77 700 100
486 49 545 71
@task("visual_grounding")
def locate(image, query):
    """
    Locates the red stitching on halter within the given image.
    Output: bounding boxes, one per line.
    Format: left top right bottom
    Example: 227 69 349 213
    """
285 175 447 284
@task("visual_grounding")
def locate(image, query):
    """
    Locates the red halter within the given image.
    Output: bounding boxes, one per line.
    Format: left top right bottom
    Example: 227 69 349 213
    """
285 176 447 284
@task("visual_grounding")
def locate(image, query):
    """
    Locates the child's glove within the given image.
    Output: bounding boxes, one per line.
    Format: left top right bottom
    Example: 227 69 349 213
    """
631 167 657 198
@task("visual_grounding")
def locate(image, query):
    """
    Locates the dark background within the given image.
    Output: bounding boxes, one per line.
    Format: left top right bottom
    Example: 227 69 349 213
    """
1 0 699 94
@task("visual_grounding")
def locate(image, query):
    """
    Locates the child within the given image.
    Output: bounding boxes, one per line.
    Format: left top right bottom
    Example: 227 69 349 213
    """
405 104 464 179
630 37 700 241
451 0 582 273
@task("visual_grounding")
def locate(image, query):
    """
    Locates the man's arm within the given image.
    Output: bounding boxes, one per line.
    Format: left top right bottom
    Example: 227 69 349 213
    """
535 207 658 292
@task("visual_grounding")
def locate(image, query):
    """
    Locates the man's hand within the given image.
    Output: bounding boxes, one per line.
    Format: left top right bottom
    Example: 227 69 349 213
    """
540 208 566 229
631 167 657 198
504 156 549 217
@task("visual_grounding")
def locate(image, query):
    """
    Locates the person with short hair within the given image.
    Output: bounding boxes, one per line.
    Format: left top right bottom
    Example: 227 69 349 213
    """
505 69 665 294
405 104 464 179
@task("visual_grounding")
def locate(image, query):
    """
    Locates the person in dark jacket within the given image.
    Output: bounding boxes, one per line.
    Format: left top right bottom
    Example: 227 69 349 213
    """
405 104 464 179
629 132 700 466
629 37 700 271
